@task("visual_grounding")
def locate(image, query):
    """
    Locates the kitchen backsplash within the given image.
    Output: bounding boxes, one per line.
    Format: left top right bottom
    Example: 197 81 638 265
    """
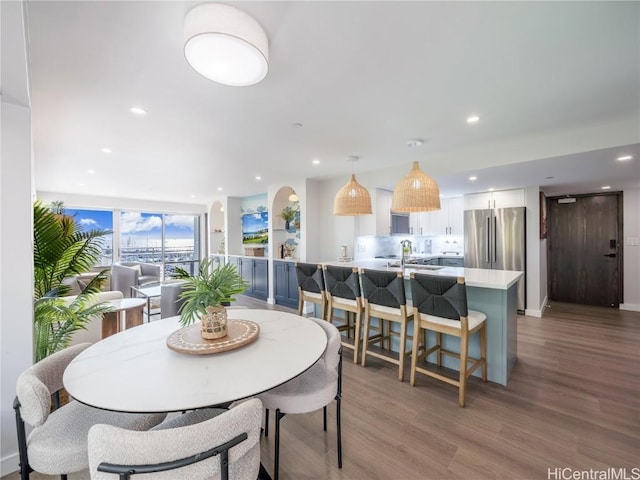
354 235 463 260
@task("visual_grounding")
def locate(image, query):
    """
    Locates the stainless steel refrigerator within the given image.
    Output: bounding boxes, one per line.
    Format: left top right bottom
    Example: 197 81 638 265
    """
464 207 526 311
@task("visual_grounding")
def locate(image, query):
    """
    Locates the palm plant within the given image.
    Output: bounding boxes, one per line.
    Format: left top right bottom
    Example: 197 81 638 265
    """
173 258 248 327
33 200 112 361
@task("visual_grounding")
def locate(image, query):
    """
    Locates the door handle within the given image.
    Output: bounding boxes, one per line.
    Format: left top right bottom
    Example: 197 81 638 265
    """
603 253 617 258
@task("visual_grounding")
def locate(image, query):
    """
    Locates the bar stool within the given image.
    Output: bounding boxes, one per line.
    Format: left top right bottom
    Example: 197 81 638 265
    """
294 262 327 319
359 269 414 381
323 265 363 363
409 273 487 407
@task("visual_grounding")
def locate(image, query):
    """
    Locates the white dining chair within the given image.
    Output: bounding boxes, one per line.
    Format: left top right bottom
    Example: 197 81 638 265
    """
258 317 342 480
88 398 264 480
13 343 166 480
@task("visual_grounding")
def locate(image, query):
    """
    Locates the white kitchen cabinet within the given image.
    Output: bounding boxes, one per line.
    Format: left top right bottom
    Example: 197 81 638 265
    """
417 197 463 235
464 189 525 210
409 212 427 235
375 189 392 236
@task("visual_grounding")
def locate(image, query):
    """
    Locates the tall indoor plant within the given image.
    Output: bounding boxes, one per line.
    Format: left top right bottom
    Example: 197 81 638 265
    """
32 200 112 361
173 258 248 339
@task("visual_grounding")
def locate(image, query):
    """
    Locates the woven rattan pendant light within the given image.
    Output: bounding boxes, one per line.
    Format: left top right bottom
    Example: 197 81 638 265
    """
333 156 372 216
391 161 441 212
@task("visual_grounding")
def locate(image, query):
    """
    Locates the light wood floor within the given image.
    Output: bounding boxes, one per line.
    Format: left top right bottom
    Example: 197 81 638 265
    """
4 298 639 480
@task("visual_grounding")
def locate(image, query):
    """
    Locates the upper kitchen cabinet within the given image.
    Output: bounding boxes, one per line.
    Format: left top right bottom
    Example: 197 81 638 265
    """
412 197 464 235
375 189 392 236
465 189 525 210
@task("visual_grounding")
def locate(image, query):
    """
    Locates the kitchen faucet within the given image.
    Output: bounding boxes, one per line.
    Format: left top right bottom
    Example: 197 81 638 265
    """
400 239 412 269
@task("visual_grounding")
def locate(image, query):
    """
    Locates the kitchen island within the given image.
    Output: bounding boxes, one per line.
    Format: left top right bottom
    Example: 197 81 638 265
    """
321 260 523 386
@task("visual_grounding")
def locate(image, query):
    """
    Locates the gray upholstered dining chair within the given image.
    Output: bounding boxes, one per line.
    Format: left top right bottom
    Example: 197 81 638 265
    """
87 398 264 480
409 273 487 407
258 318 342 480
13 343 166 480
359 268 414 381
160 281 187 318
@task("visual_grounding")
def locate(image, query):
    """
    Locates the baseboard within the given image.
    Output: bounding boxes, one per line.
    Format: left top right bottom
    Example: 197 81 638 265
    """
524 296 547 318
619 303 640 312
1 452 19 477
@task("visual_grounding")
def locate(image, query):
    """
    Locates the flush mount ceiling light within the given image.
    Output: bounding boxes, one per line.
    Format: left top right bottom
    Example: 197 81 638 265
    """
333 156 372 216
288 189 299 202
391 161 441 213
184 3 269 86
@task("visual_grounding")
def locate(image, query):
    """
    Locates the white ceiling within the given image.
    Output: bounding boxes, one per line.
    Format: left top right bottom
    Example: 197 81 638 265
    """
24 1 640 204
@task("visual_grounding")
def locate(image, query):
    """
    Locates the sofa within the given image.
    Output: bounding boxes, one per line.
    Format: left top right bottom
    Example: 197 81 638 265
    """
111 262 162 297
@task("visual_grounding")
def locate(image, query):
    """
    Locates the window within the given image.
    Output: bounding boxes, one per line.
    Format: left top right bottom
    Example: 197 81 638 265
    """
65 208 114 266
119 211 200 277
163 213 200 276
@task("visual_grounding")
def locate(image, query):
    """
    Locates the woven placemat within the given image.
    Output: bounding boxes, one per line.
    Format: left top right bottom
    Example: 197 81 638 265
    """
166 319 259 355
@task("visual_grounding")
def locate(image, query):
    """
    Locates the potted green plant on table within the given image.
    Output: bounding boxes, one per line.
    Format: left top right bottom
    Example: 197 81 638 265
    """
173 258 248 340
33 200 112 361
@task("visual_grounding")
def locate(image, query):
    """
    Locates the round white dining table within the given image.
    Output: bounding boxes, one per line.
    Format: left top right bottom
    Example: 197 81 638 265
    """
63 309 328 413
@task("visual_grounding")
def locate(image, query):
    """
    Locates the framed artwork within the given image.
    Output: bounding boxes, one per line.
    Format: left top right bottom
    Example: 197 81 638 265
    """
539 192 547 239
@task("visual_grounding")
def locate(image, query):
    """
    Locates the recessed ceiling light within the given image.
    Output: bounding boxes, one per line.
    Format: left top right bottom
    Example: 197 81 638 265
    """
87 169 96 174
292 122 303 128
466 115 480 124
617 155 633 161
217 187 223 191
78 183 85 187
545 176 554 180
312 159 320 165
601 185 611 190
488 188 495 192
130 106 147 115
190 194 196 198
255 176 262 181
406 138 424 148
101 148 112 154
468 176 477 181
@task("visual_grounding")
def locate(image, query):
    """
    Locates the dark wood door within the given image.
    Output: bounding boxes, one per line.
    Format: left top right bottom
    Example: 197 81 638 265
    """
547 193 622 307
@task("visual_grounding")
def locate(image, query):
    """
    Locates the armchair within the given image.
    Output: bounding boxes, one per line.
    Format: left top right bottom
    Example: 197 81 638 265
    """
111 262 161 297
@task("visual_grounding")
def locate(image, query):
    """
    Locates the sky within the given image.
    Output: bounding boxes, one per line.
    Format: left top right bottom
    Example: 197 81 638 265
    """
66 209 197 247
242 211 269 233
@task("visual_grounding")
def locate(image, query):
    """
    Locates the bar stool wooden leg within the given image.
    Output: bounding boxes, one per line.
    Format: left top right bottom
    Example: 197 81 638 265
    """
360 308 371 367
480 323 488 382
297 294 304 316
410 320 420 386
459 329 469 408
435 332 442 367
398 318 408 382
352 309 362 364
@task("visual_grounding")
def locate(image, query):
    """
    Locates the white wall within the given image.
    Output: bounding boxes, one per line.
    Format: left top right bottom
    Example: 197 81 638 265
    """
1 1 35 474
524 186 545 317
621 187 640 311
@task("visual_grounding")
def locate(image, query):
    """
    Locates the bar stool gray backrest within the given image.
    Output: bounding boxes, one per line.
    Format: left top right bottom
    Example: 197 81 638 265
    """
410 274 468 320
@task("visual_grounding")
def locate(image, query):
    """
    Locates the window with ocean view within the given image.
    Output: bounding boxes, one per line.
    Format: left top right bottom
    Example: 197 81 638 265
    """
66 208 113 266
119 211 200 277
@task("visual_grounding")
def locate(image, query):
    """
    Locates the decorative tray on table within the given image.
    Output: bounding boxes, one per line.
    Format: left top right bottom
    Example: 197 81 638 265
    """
166 319 260 355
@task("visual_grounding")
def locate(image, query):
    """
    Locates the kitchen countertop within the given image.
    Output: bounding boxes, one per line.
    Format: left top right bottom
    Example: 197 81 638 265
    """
323 260 523 290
